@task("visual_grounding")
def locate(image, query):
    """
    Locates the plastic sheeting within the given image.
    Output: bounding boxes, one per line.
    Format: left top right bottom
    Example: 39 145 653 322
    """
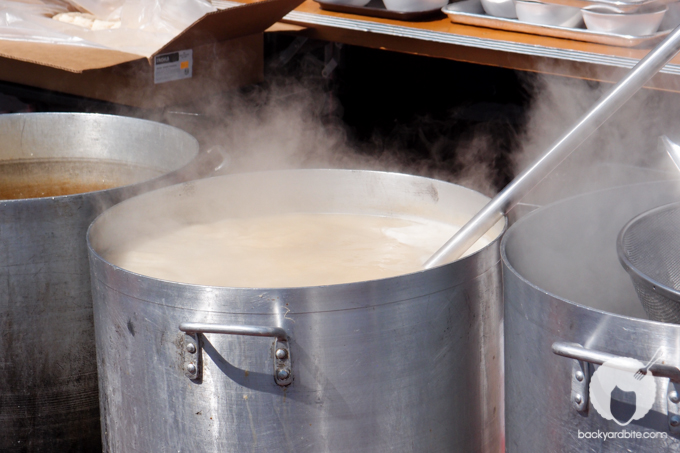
0 0 218 57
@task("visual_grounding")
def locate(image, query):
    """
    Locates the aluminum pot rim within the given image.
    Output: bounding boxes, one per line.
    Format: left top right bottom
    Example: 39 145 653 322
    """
0 112 199 203
87 169 507 310
501 180 680 328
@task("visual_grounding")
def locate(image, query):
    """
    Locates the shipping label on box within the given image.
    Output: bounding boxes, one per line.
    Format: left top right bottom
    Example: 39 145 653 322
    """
154 49 193 84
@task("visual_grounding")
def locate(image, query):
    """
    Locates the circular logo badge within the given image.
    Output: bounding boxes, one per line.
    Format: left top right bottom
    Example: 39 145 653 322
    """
590 356 656 426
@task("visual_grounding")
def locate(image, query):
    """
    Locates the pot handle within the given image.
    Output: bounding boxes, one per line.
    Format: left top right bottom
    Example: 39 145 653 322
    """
552 342 680 383
553 342 680 429
179 322 292 386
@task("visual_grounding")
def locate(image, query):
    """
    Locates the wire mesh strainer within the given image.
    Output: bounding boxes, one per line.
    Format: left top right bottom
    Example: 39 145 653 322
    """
618 202 680 324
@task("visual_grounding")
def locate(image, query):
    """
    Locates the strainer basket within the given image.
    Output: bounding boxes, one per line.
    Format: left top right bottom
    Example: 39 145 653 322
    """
618 201 680 324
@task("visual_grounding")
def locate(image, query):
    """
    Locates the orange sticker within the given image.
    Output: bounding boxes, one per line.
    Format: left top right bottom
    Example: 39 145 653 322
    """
180 61 189 69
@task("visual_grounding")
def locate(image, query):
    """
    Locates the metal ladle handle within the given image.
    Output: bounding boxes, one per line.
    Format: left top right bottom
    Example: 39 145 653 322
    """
424 25 680 269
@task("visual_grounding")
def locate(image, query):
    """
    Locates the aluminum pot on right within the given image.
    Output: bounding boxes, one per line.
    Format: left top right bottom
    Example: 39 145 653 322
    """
502 180 680 451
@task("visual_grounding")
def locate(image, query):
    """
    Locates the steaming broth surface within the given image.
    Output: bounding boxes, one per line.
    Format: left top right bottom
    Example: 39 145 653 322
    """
107 213 491 287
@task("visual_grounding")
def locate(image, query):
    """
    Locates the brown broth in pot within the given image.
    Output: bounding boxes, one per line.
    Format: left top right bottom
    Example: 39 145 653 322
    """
0 159 164 200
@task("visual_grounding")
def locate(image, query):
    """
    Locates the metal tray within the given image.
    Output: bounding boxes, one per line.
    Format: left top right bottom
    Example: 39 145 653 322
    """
316 0 445 20
442 7 671 47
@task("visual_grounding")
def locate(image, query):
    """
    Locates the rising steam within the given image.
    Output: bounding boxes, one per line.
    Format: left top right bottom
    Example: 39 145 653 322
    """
161 51 515 198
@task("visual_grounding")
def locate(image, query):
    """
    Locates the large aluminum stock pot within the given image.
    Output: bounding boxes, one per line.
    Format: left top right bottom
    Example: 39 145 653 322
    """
503 180 680 452
0 113 201 452
87 169 506 452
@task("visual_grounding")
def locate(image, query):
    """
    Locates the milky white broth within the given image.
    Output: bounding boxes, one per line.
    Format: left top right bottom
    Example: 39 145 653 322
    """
106 212 491 287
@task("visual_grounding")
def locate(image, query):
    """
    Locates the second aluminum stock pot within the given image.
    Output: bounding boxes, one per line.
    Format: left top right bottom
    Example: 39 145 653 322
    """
503 180 680 452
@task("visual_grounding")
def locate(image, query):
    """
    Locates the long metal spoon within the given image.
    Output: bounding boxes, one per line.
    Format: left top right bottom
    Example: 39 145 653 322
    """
424 25 680 269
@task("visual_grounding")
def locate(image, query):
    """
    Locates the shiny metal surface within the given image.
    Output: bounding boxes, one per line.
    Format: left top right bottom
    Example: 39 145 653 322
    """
425 24 680 268
503 180 680 451
0 113 200 452
88 169 506 452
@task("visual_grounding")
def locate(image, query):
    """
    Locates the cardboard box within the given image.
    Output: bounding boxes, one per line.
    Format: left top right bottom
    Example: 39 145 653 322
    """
0 0 303 109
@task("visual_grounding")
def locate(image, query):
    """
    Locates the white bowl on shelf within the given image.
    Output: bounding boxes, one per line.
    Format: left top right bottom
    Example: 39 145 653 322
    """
514 0 583 27
321 0 371 6
582 5 667 36
383 0 448 12
481 0 517 18
445 0 484 13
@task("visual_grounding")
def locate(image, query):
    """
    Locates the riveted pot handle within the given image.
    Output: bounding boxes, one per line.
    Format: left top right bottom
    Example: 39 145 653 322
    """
552 342 680 383
179 322 292 386
554 342 680 429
